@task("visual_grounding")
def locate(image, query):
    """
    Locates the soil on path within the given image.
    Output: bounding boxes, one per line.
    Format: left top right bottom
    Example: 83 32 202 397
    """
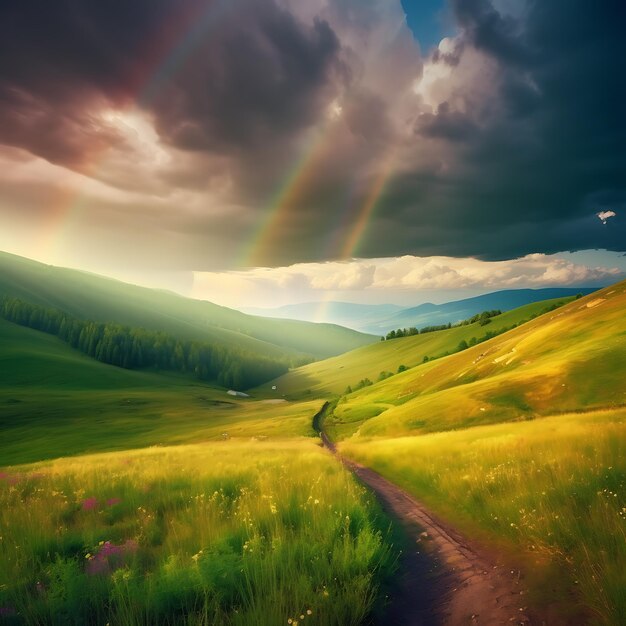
315 409 534 625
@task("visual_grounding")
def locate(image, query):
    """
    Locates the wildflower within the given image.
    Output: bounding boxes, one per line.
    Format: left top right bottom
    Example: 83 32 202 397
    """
81 497 98 511
307 609 313 615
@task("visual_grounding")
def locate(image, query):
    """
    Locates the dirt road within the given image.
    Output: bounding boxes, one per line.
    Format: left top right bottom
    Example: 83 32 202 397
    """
319 426 532 625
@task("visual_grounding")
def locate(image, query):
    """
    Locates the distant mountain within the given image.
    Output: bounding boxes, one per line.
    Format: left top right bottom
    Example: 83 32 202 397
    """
245 288 598 335
369 288 598 334
0 251 376 361
243 302 403 328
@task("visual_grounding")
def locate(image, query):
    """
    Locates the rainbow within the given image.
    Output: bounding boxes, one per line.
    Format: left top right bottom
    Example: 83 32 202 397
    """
244 134 397 267
38 1 398 273
340 153 396 258
241 118 339 267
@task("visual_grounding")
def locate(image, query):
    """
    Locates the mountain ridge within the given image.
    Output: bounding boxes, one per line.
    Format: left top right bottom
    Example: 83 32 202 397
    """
243 287 598 334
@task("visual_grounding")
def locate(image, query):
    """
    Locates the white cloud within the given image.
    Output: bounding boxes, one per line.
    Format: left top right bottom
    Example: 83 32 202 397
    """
189 252 624 308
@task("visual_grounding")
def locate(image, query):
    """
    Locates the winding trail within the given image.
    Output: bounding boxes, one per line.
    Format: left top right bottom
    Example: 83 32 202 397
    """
313 404 533 626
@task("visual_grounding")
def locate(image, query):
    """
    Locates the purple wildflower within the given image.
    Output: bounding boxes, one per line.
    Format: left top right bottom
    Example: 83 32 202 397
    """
106 497 121 507
81 497 98 511
86 540 138 576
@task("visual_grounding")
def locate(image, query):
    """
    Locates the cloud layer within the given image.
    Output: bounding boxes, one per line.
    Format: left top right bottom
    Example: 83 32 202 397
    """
190 252 625 308
0 0 624 271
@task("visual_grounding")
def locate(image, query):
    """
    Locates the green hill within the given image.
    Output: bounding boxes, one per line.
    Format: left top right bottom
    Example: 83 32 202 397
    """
260 296 580 398
0 251 375 361
329 281 625 439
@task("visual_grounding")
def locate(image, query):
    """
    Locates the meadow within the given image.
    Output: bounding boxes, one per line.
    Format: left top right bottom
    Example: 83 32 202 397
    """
0 317 320 465
340 408 626 623
0 439 394 625
2 265 624 624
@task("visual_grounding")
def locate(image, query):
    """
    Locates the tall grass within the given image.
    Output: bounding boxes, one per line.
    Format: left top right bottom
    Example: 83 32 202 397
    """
341 409 626 624
0 439 393 625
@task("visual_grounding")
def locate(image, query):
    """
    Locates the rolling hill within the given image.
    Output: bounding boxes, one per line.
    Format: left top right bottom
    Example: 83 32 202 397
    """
329 279 626 623
329 280 625 440
0 251 375 361
259 295 583 398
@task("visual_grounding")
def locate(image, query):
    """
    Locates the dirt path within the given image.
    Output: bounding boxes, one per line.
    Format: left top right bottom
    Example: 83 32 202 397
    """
317 422 532 625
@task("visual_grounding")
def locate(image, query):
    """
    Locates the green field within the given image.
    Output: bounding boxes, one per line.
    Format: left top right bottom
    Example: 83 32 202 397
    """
0 317 325 466
0 314 397 624
340 409 626 624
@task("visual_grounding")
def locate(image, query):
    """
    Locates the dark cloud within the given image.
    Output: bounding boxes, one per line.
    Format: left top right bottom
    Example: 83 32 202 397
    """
416 102 479 141
0 0 342 167
451 0 531 66
0 0 623 269
150 3 342 153
359 0 626 261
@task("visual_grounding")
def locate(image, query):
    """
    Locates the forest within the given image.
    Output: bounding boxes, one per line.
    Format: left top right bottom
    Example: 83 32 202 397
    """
0 296 294 389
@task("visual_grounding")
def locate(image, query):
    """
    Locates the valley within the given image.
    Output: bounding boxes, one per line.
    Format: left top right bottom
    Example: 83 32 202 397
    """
1 258 624 624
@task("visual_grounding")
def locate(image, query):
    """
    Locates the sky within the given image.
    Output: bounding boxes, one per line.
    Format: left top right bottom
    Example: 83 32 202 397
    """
0 0 624 308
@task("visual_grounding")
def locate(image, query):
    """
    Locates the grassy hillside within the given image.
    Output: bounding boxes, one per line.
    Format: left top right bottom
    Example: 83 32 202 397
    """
0 317 320 465
331 281 626 623
0 251 375 360
329 282 625 439
261 296 578 398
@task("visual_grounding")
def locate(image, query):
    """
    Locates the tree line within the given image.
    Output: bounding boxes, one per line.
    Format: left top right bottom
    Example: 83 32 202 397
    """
0 296 292 389
383 309 504 341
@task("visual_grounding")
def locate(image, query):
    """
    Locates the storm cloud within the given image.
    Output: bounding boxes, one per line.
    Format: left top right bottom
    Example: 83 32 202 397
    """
0 0 623 271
